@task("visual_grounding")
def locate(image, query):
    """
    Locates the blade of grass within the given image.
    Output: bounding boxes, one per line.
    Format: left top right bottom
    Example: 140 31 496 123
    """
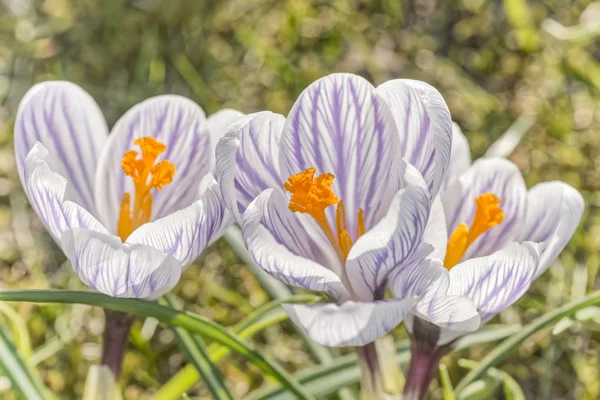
485 114 536 158
458 359 525 400
439 364 456 400
156 295 320 400
161 296 234 400
455 289 600 394
0 302 32 357
248 324 522 400
0 328 53 400
0 290 314 400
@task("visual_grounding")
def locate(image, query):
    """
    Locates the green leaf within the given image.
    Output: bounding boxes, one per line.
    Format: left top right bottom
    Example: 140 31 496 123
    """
156 294 320 400
458 359 525 400
0 289 314 400
82 365 123 400
458 378 501 400
0 302 32 357
161 296 234 400
248 324 522 400
455 289 600 395
439 364 456 400
0 328 54 400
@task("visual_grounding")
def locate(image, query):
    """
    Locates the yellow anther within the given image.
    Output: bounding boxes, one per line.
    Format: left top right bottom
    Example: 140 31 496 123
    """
285 169 366 263
135 137 166 165
117 137 175 241
284 168 338 221
444 193 504 269
357 208 365 239
151 160 176 190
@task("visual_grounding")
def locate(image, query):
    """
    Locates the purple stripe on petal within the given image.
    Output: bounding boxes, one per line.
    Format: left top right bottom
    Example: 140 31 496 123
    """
14 81 108 212
279 74 403 237
95 95 210 233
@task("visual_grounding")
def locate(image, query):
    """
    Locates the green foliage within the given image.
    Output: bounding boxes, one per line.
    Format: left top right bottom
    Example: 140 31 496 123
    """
0 1 598 399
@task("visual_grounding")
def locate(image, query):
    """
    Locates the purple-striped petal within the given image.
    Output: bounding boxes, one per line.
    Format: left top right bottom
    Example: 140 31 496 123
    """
242 189 347 301
215 112 286 224
345 165 431 301
279 73 403 239
282 298 415 347
448 242 541 323
376 79 453 198
441 122 471 192
94 95 211 233
15 81 108 212
61 228 182 299
519 181 584 278
22 143 107 243
207 108 245 171
126 175 231 268
442 158 527 259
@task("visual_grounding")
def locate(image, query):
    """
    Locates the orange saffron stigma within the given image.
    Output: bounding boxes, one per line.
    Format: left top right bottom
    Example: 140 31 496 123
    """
444 193 504 269
117 137 175 241
284 168 365 262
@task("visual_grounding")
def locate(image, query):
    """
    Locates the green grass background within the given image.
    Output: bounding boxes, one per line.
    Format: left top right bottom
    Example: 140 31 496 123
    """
0 0 598 398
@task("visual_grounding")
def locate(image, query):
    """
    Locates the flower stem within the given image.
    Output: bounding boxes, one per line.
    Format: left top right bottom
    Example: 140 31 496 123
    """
101 309 135 378
356 341 385 399
403 342 446 400
403 318 450 400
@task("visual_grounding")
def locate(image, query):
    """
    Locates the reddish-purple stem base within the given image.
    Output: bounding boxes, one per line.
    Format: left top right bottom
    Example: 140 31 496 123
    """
403 342 447 400
101 309 135 378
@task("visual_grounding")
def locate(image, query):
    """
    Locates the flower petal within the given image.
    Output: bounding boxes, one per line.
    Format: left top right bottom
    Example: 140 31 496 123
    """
61 228 182 300
207 108 245 171
126 175 230 268
422 195 448 261
441 122 471 192
376 79 453 198
447 242 541 323
95 95 211 233
22 143 107 243
242 189 347 301
215 112 286 224
283 299 415 347
279 73 403 237
345 165 431 301
389 250 445 299
15 81 108 212
443 158 527 259
207 108 245 145
519 181 584 278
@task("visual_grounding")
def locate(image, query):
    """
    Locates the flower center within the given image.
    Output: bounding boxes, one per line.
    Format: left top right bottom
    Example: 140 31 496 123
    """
284 168 365 262
117 137 175 241
444 193 504 269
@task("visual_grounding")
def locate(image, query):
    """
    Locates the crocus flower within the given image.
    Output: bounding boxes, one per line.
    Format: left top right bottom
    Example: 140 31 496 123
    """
215 73 474 348
399 124 584 399
15 81 241 299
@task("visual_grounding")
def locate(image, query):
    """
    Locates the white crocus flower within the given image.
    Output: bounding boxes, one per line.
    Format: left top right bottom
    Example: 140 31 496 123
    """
215 73 480 348
399 123 584 399
15 81 242 299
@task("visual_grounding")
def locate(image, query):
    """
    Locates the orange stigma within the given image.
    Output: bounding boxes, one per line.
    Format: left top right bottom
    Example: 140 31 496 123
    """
117 137 175 241
284 168 365 262
444 193 504 269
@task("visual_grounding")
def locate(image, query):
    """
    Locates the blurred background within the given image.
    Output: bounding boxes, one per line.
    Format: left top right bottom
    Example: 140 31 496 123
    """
0 0 598 399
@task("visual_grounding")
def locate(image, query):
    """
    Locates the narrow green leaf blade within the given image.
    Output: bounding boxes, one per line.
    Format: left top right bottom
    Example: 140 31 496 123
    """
0 290 314 400
455 290 600 394
249 324 521 400
0 328 52 400
161 296 234 400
